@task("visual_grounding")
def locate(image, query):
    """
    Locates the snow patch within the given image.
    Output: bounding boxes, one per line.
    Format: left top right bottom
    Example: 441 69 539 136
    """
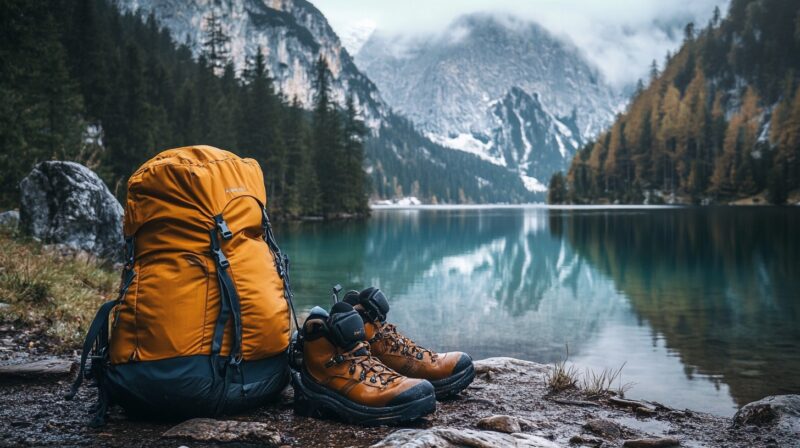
521 175 548 193
372 196 422 206
428 132 505 166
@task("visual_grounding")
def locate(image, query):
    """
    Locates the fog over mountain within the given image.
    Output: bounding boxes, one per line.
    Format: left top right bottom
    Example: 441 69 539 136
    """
317 0 729 88
355 13 623 190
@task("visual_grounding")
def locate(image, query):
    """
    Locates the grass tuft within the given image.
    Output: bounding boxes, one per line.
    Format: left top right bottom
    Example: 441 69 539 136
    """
0 225 118 350
546 344 633 397
546 344 580 392
582 362 634 398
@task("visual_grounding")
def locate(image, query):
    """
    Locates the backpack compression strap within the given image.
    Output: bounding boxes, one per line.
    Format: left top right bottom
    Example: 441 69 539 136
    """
262 208 300 332
210 215 243 366
65 237 137 426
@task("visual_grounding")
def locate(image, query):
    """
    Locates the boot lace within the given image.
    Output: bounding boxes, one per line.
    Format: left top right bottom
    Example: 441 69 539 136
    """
331 341 401 386
377 323 438 362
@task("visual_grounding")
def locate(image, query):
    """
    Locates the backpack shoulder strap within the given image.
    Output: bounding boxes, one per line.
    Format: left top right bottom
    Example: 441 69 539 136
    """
65 237 136 427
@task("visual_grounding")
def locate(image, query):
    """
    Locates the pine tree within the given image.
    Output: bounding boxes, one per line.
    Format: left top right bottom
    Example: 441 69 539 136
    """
312 56 347 215
547 172 567 204
283 98 319 216
342 95 369 213
0 1 85 206
202 10 230 76
650 60 660 82
239 47 285 202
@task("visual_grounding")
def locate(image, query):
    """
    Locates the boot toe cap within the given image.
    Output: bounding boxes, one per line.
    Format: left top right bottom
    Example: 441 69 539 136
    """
452 352 473 374
387 379 435 406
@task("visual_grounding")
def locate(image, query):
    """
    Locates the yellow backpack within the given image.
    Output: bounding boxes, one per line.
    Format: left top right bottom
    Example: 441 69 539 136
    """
66 146 296 425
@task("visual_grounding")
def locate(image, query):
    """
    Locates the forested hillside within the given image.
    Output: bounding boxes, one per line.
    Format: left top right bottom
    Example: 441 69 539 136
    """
556 0 800 205
0 0 367 217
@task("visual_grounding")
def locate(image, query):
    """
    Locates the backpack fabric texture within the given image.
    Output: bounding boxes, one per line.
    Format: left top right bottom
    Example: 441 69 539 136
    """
67 146 295 425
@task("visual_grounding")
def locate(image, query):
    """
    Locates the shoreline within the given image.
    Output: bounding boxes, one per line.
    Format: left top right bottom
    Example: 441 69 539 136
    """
0 354 796 447
369 203 799 210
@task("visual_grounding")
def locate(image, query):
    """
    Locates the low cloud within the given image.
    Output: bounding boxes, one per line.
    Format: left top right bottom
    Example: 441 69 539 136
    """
315 0 729 88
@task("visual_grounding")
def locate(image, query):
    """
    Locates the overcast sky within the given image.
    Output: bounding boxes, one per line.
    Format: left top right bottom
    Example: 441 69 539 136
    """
314 0 729 88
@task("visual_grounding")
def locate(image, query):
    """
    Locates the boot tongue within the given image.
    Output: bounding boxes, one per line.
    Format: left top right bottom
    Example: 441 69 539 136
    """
344 287 390 323
327 302 366 351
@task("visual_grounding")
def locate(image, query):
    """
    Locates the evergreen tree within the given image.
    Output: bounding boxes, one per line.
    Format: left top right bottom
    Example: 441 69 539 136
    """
202 10 230 75
547 172 567 204
0 0 85 206
311 56 347 215
342 95 369 213
566 1 800 204
239 47 285 203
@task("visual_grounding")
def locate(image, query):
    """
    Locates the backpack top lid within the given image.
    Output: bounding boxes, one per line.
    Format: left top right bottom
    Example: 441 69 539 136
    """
124 145 267 257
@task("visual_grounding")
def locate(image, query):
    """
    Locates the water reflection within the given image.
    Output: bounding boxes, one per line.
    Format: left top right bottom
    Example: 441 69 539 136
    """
550 207 800 410
276 206 800 416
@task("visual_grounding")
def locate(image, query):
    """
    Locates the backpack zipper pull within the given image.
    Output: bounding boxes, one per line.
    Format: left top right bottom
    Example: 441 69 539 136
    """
214 215 233 240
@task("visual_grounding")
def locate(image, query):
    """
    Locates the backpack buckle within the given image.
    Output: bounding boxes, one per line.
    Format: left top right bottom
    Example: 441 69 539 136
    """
212 248 230 269
214 215 233 240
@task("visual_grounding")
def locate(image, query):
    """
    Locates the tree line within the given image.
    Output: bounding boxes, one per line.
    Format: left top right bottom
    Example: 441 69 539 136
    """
551 0 800 205
0 0 368 217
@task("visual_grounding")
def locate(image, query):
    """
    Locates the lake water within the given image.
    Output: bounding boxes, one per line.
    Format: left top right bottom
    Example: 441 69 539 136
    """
275 206 800 417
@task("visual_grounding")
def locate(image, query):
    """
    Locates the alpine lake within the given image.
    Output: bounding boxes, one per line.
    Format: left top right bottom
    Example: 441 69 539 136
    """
275 205 800 417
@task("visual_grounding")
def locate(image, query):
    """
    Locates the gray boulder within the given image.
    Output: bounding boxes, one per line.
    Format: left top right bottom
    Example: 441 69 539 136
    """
734 395 800 434
19 161 123 261
0 210 19 229
162 418 281 445
371 427 559 448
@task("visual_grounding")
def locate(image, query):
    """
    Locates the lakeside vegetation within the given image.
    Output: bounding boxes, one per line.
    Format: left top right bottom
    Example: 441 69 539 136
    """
0 226 117 349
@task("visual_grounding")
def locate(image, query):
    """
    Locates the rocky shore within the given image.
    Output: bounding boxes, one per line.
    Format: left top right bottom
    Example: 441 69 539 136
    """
1 353 798 447
1 162 798 446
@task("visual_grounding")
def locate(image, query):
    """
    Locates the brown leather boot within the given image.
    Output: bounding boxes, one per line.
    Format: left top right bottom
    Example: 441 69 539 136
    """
291 302 436 425
344 288 475 399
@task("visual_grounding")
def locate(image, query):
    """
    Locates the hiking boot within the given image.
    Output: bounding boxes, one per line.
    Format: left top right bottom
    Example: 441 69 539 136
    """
291 302 436 426
344 287 475 399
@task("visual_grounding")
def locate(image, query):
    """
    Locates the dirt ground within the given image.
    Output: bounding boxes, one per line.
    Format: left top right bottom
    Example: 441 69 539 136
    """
0 351 794 448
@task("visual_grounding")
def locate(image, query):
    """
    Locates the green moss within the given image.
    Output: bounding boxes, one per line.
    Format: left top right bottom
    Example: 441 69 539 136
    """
0 227 118 350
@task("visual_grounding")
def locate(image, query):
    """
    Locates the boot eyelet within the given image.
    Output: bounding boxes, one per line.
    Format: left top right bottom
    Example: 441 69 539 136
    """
370 375 377 383
416 353 424 360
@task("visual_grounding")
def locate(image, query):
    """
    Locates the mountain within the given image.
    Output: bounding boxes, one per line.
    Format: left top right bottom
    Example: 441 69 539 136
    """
116 0 385 127
116 0 535 203
356 14 623 188
489 88 583 189
561 0 800 205
338 18 376 55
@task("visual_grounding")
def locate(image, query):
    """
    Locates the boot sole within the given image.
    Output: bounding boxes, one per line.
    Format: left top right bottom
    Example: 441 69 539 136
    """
291 370 436 426
430 363 475 399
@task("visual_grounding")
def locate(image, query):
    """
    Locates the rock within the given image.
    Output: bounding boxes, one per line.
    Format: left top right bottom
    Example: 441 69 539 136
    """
162 418 281 445
570 434 604 446
733 395 800 433
0 210 19 229
0 358 75 381
19 161 123 261
474 357 548 376
622 438 680 447
371 427 560 448
477 414 522 433
584 418 621 439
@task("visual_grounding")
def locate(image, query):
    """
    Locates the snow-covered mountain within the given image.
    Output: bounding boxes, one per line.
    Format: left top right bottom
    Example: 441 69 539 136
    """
115 0 537 202
338 18 377 55
356 13 625 186
440 87 584 191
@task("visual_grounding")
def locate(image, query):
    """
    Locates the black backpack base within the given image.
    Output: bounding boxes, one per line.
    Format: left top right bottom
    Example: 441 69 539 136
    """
103 353 289 421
